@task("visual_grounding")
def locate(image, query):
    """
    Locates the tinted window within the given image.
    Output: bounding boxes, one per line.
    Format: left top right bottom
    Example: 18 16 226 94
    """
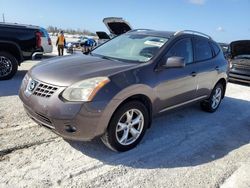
194 38 213 61
211 42 220 56
166 38 193 64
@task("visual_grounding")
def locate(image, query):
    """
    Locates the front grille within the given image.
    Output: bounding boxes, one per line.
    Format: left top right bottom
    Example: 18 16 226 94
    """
33 83 58 98
234 64 250 70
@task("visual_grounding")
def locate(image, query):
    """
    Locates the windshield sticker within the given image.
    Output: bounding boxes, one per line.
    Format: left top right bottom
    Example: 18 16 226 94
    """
144 40 164 47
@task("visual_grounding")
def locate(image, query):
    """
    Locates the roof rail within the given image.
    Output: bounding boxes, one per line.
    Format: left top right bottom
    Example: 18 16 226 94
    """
174 30 212 40
0 22 40 29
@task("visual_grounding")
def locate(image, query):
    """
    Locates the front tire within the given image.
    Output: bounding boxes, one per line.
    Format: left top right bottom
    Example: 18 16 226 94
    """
0 51 18 80
101 101 149 152
200 83 224 113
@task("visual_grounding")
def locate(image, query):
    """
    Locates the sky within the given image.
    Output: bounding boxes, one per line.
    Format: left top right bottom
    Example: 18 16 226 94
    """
0 0 250 43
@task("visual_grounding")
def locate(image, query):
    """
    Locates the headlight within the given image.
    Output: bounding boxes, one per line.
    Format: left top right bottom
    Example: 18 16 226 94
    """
62 77 110 102
21 73 30 90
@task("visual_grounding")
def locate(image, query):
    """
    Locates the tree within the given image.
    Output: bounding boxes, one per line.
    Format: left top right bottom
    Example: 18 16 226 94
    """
47 26 95 36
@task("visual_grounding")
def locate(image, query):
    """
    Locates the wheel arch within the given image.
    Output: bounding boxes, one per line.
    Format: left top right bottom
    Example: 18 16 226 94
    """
115 94 153 128
215 78 227 98
100 95 152 152
0 41 23 64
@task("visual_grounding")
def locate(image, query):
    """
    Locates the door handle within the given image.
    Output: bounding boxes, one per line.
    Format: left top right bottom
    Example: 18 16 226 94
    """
215 66 219 71
191 72 197 77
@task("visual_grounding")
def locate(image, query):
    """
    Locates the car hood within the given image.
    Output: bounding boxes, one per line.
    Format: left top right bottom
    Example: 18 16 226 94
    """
29 54 136 86
103 17 132 35
230 40 250 57
96 31 111 40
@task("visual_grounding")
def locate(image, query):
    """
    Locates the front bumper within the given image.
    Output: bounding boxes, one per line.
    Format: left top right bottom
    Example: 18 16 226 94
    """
22 102 108 141
19 77 120 141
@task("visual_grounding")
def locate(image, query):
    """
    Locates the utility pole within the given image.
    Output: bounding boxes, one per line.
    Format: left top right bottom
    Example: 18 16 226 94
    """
2 13 5 22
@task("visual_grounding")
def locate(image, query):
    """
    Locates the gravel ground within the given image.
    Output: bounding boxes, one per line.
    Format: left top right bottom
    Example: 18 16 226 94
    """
0 56 250 188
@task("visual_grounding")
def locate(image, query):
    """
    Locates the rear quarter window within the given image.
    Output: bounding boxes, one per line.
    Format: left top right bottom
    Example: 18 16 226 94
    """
194 38 213 62
210 42 220 56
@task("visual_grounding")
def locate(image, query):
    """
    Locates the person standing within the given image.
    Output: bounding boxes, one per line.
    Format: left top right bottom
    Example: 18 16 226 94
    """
56 31 66 56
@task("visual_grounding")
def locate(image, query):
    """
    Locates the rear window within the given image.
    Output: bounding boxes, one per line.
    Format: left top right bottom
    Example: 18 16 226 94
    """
194 38 213 62
211 42 220 56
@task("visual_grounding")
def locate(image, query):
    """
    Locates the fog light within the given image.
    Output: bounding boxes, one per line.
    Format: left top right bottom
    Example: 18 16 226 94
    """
65 125 76 133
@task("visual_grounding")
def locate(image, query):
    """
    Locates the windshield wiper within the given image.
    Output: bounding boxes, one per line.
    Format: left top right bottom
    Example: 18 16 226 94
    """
101 55 119 61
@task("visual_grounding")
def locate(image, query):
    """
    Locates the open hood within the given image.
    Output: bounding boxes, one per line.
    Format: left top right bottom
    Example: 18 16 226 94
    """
230 40 250 57
103 17 132 35
96 31 111 40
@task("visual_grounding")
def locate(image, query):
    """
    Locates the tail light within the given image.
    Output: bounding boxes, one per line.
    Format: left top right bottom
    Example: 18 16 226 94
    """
48 38 52 45
36 31 42 48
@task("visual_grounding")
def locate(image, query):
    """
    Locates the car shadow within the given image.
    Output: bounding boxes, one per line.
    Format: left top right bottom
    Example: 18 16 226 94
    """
0 70 28 97
67 96 250 169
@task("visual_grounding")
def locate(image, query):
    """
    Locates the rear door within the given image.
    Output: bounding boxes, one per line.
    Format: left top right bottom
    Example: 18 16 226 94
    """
192 37 219 97
155 37 199 112
96 31 111 40
96 31 111 45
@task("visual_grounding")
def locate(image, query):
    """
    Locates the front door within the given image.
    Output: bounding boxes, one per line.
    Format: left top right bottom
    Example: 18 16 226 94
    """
155 38 198 112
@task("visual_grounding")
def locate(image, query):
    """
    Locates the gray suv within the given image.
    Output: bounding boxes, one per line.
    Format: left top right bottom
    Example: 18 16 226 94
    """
19 30 228 152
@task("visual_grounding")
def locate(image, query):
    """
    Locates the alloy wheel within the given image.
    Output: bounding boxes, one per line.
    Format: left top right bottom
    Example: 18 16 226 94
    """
0 56 13 77
211 87 222 109
115 109 144 146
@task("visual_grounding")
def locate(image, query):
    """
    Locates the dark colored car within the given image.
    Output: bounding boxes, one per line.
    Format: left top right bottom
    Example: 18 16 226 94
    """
228 40 250 84
0 23 43 80
19 30 228 152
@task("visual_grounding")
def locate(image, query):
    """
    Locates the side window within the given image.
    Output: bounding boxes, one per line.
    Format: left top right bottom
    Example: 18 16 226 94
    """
166 38 193 64
194 38 213 61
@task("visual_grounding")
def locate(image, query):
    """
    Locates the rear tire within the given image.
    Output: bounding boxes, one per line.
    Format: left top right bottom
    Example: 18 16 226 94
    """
200 83 224 113
101 101 149 152
0 51 18 80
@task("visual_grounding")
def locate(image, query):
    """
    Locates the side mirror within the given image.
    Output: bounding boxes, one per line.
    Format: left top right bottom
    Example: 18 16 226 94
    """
163 56 185 68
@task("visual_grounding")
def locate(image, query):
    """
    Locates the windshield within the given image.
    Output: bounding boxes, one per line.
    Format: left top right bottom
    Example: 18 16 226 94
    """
92 34 168 63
